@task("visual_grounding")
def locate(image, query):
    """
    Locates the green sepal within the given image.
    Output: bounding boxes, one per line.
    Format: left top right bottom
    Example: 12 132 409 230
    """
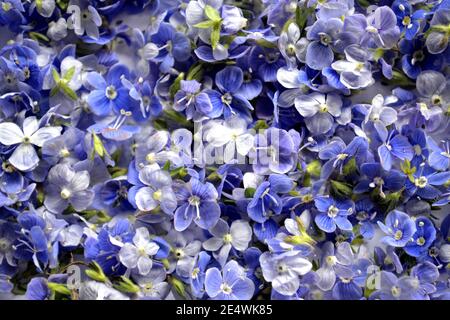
47 282 72 296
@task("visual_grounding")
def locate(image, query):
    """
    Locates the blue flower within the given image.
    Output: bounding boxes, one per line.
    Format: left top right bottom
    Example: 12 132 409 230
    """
404 217 437 257
205 260 255 300
86 64 137 116
305 18 343 70
392 0 426 40
314 197 354 233
173 178 221 231
378 210 416 247
206 66 253 120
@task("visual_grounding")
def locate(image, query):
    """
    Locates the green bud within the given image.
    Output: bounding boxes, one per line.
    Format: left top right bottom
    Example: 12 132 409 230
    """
114 276 140 294
85 262 107 283
330 180 353 198
306 160 321 177
169 276 186 298
204 5 221 22
244 187 256 198
47 282 72 296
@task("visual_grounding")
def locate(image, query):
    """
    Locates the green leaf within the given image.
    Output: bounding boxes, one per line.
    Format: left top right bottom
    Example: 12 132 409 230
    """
204 5 221 22
60 83 78 100
47 282 72 296
63 66 76 82
306 160 321 177
211 23 221 49
186 62 204 81
343 158 357 176
52 68 61 83
169 72 185 99
295 3 315 32
114 276 140 294
92 133 105 158
29 31 49 43
85 262 107 282
330 180 353 198
169 276 186 298
244 187 256 198
193 20 216 29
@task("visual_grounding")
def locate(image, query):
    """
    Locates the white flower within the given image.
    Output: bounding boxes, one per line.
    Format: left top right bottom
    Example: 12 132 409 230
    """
0 117 61 171
204 116 254 163
118 227 160 275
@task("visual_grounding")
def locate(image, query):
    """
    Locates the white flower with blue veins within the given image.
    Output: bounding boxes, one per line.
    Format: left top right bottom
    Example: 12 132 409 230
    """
118 227 160 276
0 116 61 171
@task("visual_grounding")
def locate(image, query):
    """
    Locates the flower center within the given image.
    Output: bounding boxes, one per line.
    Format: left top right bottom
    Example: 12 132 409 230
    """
319 103 328 113
402 16 411 27
192 267 200 279
221 93 233 105
220 282 233 294
60 188 71 199
394 230 403 240
327 205 339 218
152 189 162 201
145 152 156 164
0 238 10 252
319 33 332 46
174 248 185 259
59 148 70 158
391 286 401 298
223 233 232 244
106 85 118 100
188 195 201 206
414 176 428 188
416 237 426 246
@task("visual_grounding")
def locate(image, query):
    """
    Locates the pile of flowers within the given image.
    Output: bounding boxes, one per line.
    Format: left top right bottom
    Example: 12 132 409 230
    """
0 0 449 300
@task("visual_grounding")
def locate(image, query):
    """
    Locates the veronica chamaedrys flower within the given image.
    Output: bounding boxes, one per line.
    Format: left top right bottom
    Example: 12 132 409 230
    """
173 178 221 231
203 219 252 266
425 8 450 54
247 174 293 223
416 70 450 109
259 250 312 296
118 227 160 275
149 22 191 73
190 251 211 298
354 163 405 197
428 139 450 171
134 130 181 169
278 23 309 69
249 127 296 174
314 197 354 233
205 260 255 300
295 92 342 135
204 116 254 161
407 262 440 300
0 116 61 171
135 265 170 299
378 131 414 171
305 18 343 70
134 167 177 215
66 3 102 39
174 80 219 122
404 217 436 258
47 17 68 41
404 165 450 200
44 163 94 214
221 5 247 34
331 44 374 90
377 210 416 247
392 0 425 40
363 94 398 141
359 6 400 49
86 64 135 116
206 66 253 120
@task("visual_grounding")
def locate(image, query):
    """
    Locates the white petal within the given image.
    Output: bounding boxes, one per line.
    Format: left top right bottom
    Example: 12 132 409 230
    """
9 144 39 171
230 220 252 251
30 126 62 147
236 134 254 156
118 244 139 268
0 122 23 145
23 117 39 137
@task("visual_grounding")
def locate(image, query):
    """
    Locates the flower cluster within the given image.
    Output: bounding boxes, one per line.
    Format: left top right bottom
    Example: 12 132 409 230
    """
0 0 449 301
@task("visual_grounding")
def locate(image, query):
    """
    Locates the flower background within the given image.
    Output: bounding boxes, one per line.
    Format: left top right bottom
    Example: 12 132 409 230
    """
0 0 449 300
